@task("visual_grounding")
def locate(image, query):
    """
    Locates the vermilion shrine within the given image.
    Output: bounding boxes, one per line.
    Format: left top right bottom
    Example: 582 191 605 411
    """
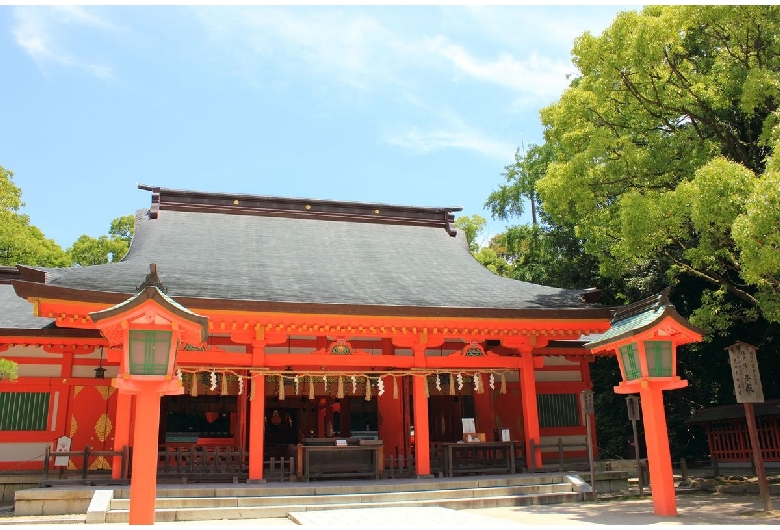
0 185 702 521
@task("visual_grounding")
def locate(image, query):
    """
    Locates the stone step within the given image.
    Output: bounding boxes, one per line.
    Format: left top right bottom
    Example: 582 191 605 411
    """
105 490 582 523
112 473 568 500
108 482 574 510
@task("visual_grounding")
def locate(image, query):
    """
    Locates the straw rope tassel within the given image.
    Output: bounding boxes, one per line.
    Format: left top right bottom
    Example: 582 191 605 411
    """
220 373 228 396
475 372 484 394
309 375 315 400
249 375 256 402
500 372 507 394
365 376 372 401
190 373 198 397
393 376 399 399
278 374 285 401
424 376 430 398
337 376 345 399
449 373 455 395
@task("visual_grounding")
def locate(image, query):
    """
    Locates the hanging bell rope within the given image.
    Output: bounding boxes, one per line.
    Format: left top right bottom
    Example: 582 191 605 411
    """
249 375 256 402
500 372 507 394
220 373 229 396
449 373 455 396
278 374 285 401
424 377 430 398
190 374 199 397
364 376 372 401
337 376 345 399
309 375 315 400
393 376 399 400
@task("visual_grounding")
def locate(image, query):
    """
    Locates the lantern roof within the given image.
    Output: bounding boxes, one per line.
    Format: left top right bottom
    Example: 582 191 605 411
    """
89 268 208 345
585 288 705 352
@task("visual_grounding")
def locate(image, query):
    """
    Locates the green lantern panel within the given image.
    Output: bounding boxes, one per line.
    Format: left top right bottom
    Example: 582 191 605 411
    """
645 340 673 377
129 330 173 375
619 343 642 381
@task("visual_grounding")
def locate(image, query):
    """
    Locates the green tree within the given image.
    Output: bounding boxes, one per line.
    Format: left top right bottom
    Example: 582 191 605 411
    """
534 5 780 329
0 166 70 267
68 214 134 266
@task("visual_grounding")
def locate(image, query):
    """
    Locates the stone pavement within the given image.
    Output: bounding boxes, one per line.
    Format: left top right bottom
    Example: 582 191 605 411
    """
2 492 779 527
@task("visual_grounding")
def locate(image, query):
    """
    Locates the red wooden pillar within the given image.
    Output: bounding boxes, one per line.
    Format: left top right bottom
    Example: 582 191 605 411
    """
112 392 132 480
520 352 542 469
473 378 494 440
412 374 431 476
128 388 163 525
248 372 266 481
639 383 677 516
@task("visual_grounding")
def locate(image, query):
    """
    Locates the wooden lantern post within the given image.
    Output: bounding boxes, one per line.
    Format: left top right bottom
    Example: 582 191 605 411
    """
586 290 704 516
90 265 208 525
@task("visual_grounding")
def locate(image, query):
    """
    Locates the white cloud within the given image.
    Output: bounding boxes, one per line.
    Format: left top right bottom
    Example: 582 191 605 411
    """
387 124 516 161
426 36 573 101
11 6 119 80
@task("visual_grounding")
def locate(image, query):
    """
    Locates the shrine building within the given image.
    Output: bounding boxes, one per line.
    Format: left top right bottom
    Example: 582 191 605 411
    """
0 185 615 480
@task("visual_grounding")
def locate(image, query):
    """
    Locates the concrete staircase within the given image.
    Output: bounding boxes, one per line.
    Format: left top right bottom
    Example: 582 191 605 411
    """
97 474 583 523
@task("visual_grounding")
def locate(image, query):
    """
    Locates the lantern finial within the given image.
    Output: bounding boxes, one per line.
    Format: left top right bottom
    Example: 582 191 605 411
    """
138 263 167 293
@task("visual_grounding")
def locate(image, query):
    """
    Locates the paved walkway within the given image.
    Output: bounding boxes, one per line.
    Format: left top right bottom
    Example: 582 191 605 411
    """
2 492 779 527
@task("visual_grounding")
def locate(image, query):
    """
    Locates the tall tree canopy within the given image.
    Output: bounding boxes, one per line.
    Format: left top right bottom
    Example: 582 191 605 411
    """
484 6 780 460
533 5 780 330
0 165 71 267
68 214 135 266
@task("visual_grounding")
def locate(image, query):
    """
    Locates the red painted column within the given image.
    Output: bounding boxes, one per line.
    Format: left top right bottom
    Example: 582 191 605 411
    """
112 392 132 480
473 378 494 440
128 389 162 525
520 352 542 469
248 374 266 481
639 384 677 516
412 375 431 476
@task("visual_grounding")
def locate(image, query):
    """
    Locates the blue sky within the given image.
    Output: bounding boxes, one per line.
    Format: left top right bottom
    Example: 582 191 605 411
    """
1 5 635 250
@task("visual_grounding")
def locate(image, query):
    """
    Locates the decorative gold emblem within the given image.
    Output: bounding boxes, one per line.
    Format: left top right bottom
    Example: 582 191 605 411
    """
95 413 113 442
73 386 84 397
96 386 116 401
70 416 78 438
89 455 111 470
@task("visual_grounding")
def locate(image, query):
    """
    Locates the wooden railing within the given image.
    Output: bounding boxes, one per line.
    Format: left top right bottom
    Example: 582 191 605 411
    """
41 445 129 486
528 438 588 471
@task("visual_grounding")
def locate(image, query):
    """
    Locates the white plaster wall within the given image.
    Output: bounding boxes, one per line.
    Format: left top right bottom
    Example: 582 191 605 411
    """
536 370 582 382
0 443 50 463
541 434 587 446
16 364 61 378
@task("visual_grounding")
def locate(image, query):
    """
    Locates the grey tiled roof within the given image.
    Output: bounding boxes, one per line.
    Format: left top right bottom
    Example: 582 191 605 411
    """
0 284 54 329
686 399 780 424
31 191 602 311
